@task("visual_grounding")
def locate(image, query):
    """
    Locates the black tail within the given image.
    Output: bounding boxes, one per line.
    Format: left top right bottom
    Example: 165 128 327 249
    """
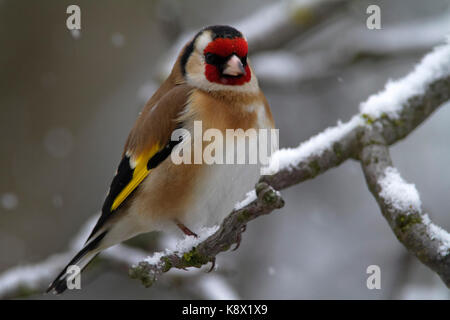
46 231 107 294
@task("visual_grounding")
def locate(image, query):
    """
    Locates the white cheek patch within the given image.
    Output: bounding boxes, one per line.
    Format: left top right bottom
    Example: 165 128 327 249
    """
185 51 205 76
195 31 212 53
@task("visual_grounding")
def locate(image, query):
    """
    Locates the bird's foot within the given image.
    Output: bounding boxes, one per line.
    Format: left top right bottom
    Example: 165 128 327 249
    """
232 224 247 251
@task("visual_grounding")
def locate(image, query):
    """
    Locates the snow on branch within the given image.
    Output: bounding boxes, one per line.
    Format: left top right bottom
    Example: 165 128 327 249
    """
378 167 422 213
262 40 450 190
132 40 450 288
360 136 450 286
360 41 450 119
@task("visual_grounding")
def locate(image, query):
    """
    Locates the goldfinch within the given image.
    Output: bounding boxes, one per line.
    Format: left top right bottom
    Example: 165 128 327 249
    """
47 25 274 294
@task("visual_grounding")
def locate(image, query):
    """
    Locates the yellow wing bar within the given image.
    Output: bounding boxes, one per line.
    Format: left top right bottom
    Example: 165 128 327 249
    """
111 144 160 211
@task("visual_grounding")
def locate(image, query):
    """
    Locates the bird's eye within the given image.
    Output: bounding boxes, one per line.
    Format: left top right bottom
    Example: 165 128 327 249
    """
205 52 214 64
205 52 226 66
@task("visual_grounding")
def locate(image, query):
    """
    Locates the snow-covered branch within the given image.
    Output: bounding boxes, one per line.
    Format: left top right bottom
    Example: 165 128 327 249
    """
360 136 450 286
132 41 450 288
262 41 450 189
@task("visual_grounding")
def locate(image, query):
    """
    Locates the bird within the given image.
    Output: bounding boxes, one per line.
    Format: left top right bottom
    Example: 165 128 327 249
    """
46 25 275 294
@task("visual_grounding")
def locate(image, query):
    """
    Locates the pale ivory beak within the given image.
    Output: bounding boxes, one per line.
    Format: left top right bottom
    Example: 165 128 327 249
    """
222 55 246 76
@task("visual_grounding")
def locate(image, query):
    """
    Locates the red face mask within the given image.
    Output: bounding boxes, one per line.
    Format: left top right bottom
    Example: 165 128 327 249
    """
203 38 252 86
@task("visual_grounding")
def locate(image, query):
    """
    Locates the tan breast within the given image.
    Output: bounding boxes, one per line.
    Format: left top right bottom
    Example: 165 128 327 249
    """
180 89 274 131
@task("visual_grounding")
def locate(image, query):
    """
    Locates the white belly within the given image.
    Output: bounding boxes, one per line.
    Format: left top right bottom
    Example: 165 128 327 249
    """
183 162 260 230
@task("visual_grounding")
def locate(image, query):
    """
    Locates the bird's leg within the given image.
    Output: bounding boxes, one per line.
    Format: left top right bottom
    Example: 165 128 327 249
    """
207 257 216 273
174 219 198 238
232 224 247 251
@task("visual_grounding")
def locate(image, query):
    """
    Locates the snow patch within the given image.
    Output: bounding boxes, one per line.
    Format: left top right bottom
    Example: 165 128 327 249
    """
263 116 363 174
422 214 450 256
143 225 219 266
175 226 219 252
360 40 450 119
379 167 422 213
234 190 257 210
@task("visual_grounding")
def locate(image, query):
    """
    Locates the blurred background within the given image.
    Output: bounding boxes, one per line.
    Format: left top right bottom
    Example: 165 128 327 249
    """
1 0 450 299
